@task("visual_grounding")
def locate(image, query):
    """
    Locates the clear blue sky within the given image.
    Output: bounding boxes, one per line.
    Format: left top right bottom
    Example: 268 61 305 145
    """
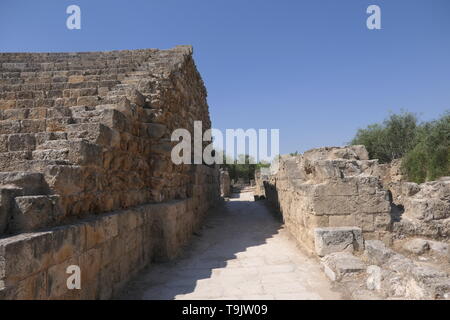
1 0 449 155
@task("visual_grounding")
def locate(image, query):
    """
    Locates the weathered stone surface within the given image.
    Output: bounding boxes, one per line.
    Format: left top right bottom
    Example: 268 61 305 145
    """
428 240 449 258
321 252 366 282
314 227 363 257
364 240 395 265
391 180 450 239
262 146 392 252
10 195 61 232
366 265 382 291
403 239 430 255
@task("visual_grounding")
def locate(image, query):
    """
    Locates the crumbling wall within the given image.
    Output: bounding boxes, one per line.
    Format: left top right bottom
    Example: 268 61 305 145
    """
264 146 393 252
219 169 231 197
262 146 450 299
389 179 450 239
254 167 269 200
0 46 220 299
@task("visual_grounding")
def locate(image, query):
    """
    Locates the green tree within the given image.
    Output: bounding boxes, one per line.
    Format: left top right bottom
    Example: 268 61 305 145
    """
221 155 271 182
351 110 449 183
402 112 450 183
351 111 418 163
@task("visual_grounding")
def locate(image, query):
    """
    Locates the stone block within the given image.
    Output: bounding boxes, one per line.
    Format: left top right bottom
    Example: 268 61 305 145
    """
46 257 79 299
8 134 36 151
0 232 54 284
79 247 102 283
10 195 62 232
44 165 84 196
364 240 395 265
321 252 366 282
312 196 358 215
314 227 364 257
403 239 430 255
20 119 46 133
68 140 102 167
0 171 46 195
0 120 20 134
85 214 119 250
51 223 86 264
366 265 382 291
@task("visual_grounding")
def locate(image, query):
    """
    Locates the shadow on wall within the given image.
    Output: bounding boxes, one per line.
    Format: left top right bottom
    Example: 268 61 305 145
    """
116 198 282 300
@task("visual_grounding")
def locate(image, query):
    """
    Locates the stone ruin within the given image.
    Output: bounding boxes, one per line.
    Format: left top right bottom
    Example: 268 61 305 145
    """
219 169 231 198
0 46 220 299
254 167 270 200
259 145 450 299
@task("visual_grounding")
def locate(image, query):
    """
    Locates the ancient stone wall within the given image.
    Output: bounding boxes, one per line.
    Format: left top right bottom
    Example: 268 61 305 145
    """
389 178 450 239
219 169 231 198
0 45 216 234
254 167 269 200
261 146 450 299
0 166 218 299
264 146 393 253
0 46 220 299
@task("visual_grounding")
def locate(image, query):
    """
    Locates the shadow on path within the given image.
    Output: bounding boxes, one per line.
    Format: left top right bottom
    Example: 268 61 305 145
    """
117 192 340 300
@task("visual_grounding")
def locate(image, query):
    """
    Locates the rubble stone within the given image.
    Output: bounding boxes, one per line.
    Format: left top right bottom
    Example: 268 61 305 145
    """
314 227 363 257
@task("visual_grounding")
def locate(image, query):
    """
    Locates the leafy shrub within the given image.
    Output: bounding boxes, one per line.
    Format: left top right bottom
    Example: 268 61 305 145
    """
402 112 450 183
351 112 418 163
351 111 449 183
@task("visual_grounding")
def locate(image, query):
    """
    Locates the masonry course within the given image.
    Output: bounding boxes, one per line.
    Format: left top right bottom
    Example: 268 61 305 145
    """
0 46 220 299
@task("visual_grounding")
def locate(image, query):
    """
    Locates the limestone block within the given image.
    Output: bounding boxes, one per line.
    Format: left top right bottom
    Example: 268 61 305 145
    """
0 120 21 134
44 165 84 196
126 88 146 107
0 271 47 300
367 265 382 291
32 148 69 161
314 180 358 197
7 134 35 152
51 223 86 264
99 108 127 132
312 196 358 215
20 119 46 133
406 265 450 299
427 240 449 259
10 195 62 232
321 252 366 282
68 140 102 167
350 145 370 160
85 214 119 250
0 171 46 195
403 239 430 255
364 240 395 265
314 227 364 257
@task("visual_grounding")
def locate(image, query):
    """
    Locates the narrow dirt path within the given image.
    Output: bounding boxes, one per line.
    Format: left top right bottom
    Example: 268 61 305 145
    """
118 192 342 300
